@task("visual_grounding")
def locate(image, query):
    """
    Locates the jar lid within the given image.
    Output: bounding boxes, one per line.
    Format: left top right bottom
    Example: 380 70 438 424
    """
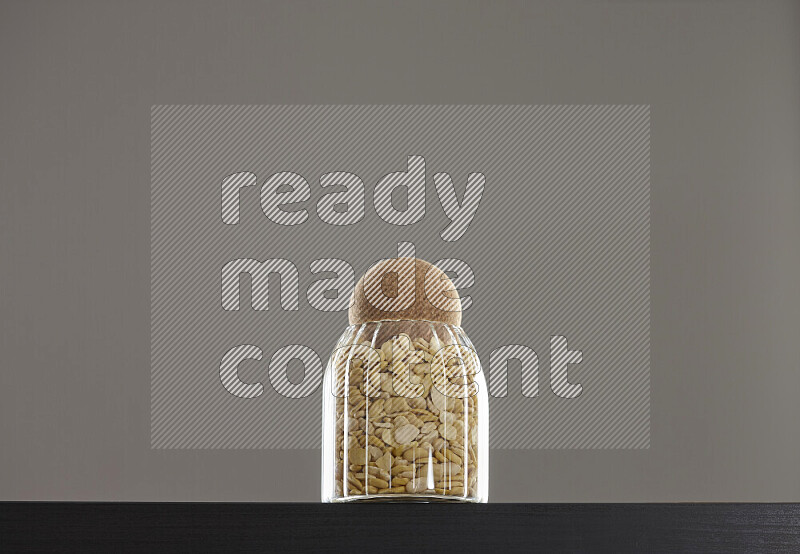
348 257 462 326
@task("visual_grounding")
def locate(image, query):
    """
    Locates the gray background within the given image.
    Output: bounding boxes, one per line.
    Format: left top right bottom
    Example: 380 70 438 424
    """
1 0 798 501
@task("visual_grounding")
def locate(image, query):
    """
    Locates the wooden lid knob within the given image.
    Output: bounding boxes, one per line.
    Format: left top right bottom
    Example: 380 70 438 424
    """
348 258 462 326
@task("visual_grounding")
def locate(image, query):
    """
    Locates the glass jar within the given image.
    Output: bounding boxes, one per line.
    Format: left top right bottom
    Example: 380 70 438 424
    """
322 319 488 502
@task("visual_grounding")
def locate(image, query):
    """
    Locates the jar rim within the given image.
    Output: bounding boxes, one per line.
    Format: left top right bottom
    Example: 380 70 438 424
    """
345 318 465 330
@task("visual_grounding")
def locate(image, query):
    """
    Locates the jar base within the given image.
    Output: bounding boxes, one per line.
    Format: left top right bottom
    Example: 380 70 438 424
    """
327 494 485 504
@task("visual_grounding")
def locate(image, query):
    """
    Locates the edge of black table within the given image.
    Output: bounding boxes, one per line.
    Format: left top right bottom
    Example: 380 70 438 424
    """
1 503 799 553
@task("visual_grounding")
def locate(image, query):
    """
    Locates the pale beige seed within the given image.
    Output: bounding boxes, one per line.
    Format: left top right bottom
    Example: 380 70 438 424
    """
391 464 413 476
402 447 431 462
419 431 438 444
436 481 464 490
367 477 389 489
436 486 464 495
405 413 424 428
406 397 427 410
387 397 410 413
439 410 458 425
348 447 367 465
381 428 398 448
429 462 462 480
365 466 391 481
347 474 362 489
367 445 382 461
406 479 428 493
443 448 463 466
438 422 465 441
375 452 392 471
380 373 394 394
381 341 393 361
420 421 437 435
394 423 420 444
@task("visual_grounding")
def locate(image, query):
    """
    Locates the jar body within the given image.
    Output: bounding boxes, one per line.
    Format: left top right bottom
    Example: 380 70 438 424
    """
321 320 488 502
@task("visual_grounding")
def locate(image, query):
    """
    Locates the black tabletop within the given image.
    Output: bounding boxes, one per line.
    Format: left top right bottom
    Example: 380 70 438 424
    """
2 502 799 553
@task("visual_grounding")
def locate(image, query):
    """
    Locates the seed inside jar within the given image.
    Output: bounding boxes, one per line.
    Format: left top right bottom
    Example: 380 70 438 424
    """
332 333 480 499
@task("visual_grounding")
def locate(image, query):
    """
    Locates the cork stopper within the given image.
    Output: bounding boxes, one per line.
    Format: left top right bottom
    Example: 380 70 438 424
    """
348 257 462 326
